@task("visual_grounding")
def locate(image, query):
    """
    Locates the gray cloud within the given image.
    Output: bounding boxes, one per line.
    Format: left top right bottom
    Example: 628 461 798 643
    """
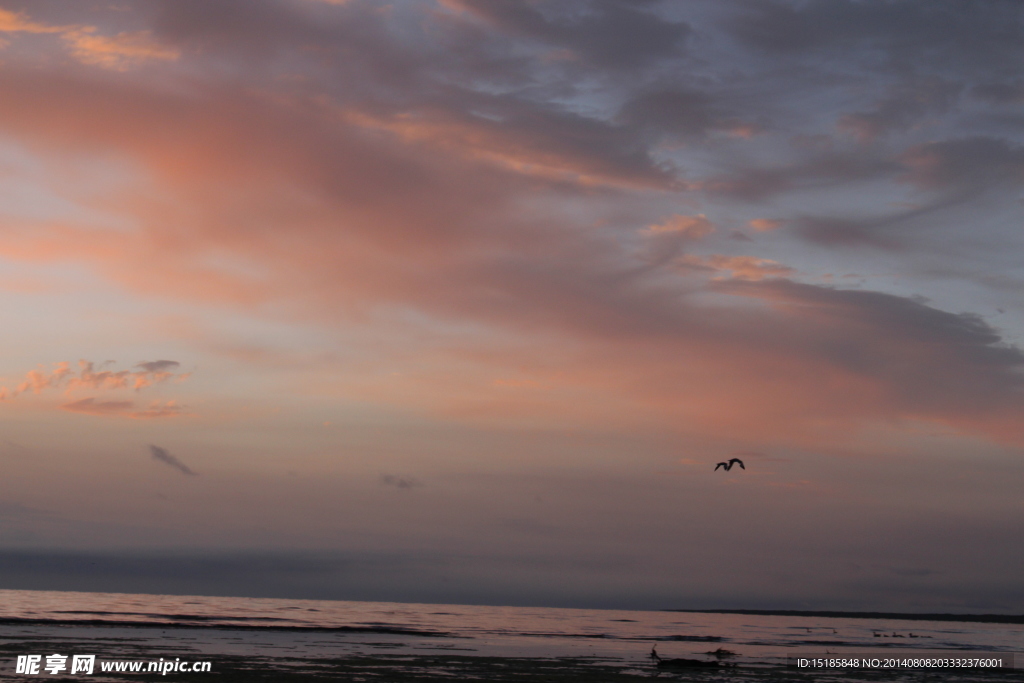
1 0 1024 616
792 215 906 251
973 81 1024 105
701 150 899 202
0 519 1018 610
728 0 1024 75
149 445 198 476
900 137 1024 191
380 474 421 490
618 87 750 140
446 0 690 69
152 0 347 55
715 278 1024 414
135 360 180 373
1 44 1021 441
838 77 962 140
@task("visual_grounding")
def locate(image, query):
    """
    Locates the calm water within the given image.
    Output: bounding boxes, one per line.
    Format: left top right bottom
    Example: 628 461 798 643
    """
0 589 1020 679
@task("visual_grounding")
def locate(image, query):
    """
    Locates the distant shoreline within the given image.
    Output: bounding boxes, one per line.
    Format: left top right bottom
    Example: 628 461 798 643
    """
665 609 1024 625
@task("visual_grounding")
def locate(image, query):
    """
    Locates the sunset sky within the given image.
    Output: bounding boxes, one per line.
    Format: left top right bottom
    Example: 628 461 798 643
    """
0 0 1022 612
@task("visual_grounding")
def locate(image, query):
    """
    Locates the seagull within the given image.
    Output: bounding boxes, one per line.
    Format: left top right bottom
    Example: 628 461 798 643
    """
714 458 745 471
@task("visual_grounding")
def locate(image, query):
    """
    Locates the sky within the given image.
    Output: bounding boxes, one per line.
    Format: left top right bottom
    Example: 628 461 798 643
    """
0 0 1022 612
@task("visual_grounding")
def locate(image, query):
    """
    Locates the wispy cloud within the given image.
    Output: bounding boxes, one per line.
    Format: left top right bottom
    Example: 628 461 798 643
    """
61 29 179 71
135 360 181 374
0 8 177 70
748 219 783 232
0 0 1023 612
678 254 796 281
132 401 189 419
643 214 715 239
0 0 1021 454
380 474 422 490
3 360 190 419
61 398 188 420
1 360 187 399
0 8 67 34
61 398 135 416
149 445 198 476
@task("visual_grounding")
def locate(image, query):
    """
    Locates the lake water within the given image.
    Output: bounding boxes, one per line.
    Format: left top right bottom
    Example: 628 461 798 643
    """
0 589 1020 681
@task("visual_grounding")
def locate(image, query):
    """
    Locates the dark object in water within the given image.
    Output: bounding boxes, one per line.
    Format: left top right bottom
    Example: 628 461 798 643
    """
714 458 745 472
655 635 723 642
651 646 727 669
666 609 1024 625
704 647 737 658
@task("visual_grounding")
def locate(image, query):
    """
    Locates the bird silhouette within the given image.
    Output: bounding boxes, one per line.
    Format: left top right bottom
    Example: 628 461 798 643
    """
714 458 745 471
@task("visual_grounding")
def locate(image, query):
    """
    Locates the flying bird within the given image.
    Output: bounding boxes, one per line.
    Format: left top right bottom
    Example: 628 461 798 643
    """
714 458 745 472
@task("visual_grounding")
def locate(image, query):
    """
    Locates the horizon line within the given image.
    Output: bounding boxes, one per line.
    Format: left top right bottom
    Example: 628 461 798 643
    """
665 609 1024 625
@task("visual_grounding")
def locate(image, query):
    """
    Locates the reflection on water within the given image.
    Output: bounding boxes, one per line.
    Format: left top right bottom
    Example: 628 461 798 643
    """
0 589 1019 680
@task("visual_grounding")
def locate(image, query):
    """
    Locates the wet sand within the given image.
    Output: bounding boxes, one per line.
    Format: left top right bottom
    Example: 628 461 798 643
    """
1 628 1020 683
76 654 1021 682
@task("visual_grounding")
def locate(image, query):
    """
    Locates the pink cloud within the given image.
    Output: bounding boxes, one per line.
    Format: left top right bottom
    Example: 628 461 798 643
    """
61 29 179 70
2 360 185 399
643 214 715 239
748 218 783 232
0 8 66 34
0 46 1020 449
1 360 189 419
0 8 177 70
131 400 190 419
678 254 795 281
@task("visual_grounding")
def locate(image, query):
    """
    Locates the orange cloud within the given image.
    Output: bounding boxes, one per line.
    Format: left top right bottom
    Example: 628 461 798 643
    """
2 360 185 403
748 218 783 232
0 9 176 70
62 29 179 70
679 254 796 281
0 61 1021 450
723 123 760 139
131 400 190 419
643 214 715 239
0 8 66 34
342 107 674 190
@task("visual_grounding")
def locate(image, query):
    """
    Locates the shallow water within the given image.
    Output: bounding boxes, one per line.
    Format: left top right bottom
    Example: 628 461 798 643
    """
0 590 1020 680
